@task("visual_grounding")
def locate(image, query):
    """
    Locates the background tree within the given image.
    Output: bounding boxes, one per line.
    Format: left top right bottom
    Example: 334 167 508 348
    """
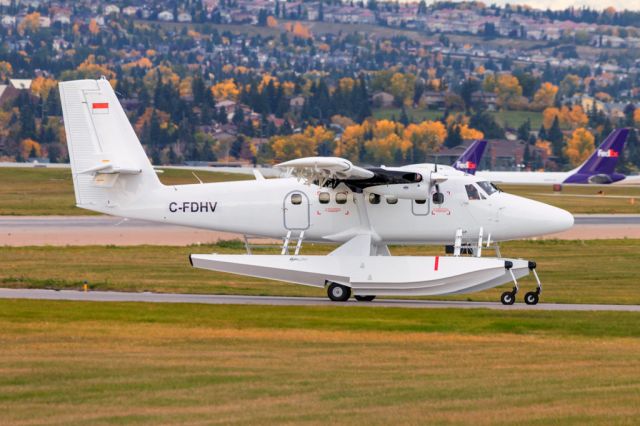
564 128 595 166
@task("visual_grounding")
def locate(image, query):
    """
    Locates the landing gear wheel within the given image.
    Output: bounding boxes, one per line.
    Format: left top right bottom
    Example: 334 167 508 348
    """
355 295 376 302
327 283 351 302
500 291 516 305
524 291 539 305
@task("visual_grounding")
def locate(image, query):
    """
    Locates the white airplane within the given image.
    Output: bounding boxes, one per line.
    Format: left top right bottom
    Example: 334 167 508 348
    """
476 129 630 185
59 79 574 305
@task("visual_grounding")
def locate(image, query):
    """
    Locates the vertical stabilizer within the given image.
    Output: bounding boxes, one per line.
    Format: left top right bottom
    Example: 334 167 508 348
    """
452 140 487 175
59 79 161 211
564 129 629 184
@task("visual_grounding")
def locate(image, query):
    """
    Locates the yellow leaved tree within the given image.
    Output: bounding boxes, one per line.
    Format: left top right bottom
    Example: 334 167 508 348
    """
459 124 484 140
210 79 240 101
335 123 366 162
564 128 595 166
403 120 446 160
20 139 42 159
31 76 58 101
0 61 13 80
271 134 318 162
531 82 558 111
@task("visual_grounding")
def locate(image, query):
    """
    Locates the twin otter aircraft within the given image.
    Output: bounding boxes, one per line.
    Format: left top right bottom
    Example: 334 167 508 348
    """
59 79 574 305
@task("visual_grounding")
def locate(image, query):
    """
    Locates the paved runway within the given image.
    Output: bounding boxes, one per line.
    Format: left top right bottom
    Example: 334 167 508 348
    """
1 288 639 312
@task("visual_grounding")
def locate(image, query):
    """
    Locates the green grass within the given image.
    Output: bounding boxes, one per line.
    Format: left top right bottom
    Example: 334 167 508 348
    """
1 299 640 424
502 184 640 214
2 239 640 304
372 108 542 130
0 167 252 215
492 110 543 130
373 107 444 122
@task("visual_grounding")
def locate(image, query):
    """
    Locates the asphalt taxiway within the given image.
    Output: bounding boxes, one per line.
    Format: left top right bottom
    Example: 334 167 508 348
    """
1 288 639 312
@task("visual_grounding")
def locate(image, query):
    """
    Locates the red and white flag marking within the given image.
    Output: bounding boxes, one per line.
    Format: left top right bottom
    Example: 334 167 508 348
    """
91 102 109 114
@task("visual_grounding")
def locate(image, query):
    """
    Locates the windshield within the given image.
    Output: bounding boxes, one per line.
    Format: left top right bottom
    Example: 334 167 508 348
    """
477 181 499 196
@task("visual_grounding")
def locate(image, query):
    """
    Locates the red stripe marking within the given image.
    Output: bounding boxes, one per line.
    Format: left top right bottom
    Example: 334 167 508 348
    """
92 102 109 109
434 256 439 271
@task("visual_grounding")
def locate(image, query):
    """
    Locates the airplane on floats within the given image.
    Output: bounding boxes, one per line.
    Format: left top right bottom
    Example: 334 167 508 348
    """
59 79 574 305
475 128 630 185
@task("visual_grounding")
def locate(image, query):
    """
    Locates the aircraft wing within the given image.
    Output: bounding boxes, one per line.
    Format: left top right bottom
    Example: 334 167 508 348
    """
275 157 374 182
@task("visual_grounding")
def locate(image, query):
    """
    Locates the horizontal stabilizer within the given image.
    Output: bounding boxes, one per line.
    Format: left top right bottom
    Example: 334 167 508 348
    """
79 162 142 175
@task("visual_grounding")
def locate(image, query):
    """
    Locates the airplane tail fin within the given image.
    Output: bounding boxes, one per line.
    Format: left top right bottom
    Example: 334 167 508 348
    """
564 129 629 184
452 140 487 175
59 79 161 213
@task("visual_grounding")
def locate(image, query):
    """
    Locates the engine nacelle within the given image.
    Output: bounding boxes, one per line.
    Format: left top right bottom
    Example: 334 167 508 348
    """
588 174 614 184
364 182 429 200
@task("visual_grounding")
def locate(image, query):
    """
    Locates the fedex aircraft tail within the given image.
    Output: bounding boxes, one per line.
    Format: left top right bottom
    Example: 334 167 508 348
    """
452 140 487 175
563 128 629 184
59 79 162 213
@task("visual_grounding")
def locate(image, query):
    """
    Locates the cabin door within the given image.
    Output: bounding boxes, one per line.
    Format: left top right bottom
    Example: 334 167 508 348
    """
283 191 310 230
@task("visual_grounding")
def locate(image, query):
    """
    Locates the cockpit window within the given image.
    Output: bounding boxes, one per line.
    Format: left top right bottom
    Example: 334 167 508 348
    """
477 181 498 196
465 184 481 201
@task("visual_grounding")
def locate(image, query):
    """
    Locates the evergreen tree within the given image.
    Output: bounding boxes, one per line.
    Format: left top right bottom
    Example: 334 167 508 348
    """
517 119 531 141
399 106 409 126
445 125 463 148
547 116 564 158
626 129 640 170
470 111 505 139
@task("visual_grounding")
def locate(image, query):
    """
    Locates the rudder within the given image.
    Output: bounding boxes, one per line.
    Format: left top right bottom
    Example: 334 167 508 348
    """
59 78 160 211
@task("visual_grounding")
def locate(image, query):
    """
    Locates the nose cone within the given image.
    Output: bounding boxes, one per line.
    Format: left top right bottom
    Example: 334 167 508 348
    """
497 194 573 239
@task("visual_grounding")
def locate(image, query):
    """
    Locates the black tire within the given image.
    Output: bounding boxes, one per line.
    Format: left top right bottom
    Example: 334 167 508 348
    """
327 283 351 302
354 295 376 302
524 291 539 305
500 291 516 305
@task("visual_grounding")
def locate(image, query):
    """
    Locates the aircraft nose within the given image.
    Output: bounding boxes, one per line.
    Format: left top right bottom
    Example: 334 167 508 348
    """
541 204 574 233
498 195 574 238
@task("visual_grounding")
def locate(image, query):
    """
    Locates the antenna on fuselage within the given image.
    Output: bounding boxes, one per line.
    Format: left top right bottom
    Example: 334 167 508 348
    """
432 153 444 205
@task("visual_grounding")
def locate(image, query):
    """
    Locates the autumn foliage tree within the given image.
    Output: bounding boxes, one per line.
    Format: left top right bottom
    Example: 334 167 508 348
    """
20 138 41 159
531 82 558 111
564 128 595 166
30 77 58 101
211 79 240 101
403 120 447 162
543 105 588 130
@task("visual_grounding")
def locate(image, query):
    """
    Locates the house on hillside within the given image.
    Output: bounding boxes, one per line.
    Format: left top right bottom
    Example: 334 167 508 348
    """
289 95 305 112
177 12 192 23
9 79 32 90
0 79 31 105
372 91 394 108
158 11 174 21
471 91 497 110
420 91 446 110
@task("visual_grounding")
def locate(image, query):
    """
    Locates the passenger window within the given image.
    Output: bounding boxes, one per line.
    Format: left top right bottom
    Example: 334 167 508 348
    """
319 192 330 204
386 195 398 205
336 192 347 204
369 193 381 204
291 194 302 205
415 199 427 204
465 184 481 201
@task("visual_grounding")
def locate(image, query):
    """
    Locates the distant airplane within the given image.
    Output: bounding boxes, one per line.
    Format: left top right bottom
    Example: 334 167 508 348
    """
475 129 630 185
452 139 487 175
59 79 574 305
